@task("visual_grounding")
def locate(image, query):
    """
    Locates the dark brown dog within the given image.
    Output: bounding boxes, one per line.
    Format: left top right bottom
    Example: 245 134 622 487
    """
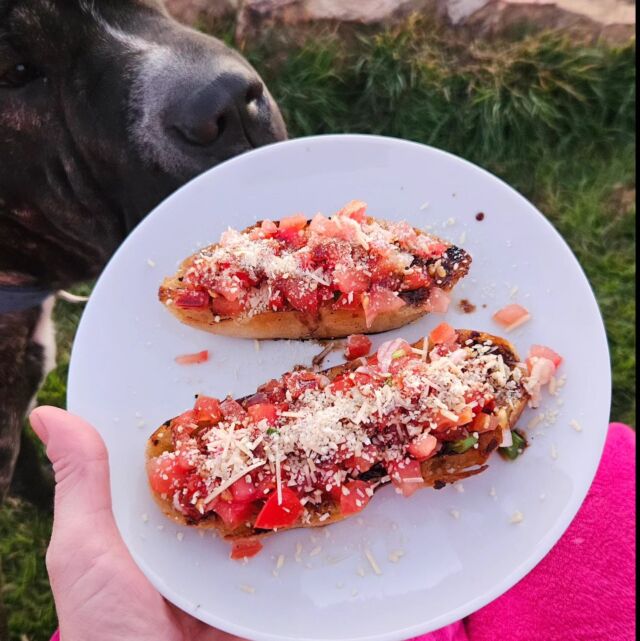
0 0 287 507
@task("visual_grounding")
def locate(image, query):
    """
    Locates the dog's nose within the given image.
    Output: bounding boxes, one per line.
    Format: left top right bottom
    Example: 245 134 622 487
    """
167 73 266 148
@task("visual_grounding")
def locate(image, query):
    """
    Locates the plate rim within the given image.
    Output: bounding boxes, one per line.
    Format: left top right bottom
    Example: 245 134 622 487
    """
68 133 611 641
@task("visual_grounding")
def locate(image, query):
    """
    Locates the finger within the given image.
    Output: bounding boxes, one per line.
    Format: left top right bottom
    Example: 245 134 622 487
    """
30 406 114 533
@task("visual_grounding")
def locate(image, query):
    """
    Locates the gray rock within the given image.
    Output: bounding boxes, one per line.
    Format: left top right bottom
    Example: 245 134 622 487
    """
236 0 635 40
164 0 635 43
165 0 240 26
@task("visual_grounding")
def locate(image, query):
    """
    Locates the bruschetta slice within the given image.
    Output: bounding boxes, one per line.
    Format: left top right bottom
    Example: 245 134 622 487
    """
158 201 471 339
146 326 530 559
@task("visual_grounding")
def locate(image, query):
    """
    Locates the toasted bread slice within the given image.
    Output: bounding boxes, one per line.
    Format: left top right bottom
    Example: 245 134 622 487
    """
159 206 471 339
146 330 529 549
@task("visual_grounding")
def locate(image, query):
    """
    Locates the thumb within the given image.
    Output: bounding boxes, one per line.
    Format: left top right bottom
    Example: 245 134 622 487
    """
30 406 114 532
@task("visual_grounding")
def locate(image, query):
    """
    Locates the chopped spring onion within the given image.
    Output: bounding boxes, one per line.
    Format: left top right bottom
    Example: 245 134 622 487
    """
500 431 527 460
449 436 478 454
392 349 406 359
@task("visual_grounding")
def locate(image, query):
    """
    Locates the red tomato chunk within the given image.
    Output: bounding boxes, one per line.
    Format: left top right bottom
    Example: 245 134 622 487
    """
345 334 373 360
254 488 304 530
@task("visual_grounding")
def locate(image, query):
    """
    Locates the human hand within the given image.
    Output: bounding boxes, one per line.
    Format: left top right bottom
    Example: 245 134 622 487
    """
30 406 247 641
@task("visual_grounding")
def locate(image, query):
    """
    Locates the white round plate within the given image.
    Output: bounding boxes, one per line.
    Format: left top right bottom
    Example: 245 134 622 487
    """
68 135 610 641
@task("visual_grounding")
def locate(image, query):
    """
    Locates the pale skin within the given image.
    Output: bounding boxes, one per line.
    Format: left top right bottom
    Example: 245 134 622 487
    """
30 406 247 641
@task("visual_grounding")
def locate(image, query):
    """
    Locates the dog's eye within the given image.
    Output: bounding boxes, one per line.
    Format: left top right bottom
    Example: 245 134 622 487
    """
0 62 41 88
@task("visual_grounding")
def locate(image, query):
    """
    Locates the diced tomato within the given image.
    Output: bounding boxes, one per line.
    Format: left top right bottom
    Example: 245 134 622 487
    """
230 538 264 560
279 214 307 231
471 413 493 433
311 239 349 268
528 345 563 369
211 277 243 302
333 268 370 294
343 455 373 474
429 322 458 345
413 239 448 259
431 411 458 432
388 355 414 376
309 213 340 238
284 371 323 399
390 221 417 247
328 375 355 394
247 403 278 425
424 287 450 313
171 410 197 434
231 476 260 503
527 357 556 387
175 350 209 365
256 473 277 497
268 287 286 312
317 285 336 302
260 219 278 237
254 488 304 530
210 295 245 317
233 271 257 289
213 499 255 529
455 406 475 427
337 200 367 223
340 480 372 516
257 379 287 403
173 290 209 310
147 455 188 495
408 433 438 461
464 391 494 415
361 288 406 328
244 392 269 407
332 292 362 311
329 484 344 502
493 304 531 332
220 398 248 423
401 269 433 291
388 459 423 497
193 396 222 424
368 253 402 287
295 250 315 272
345 334 372 361
276 218 307 247
282 278 320 315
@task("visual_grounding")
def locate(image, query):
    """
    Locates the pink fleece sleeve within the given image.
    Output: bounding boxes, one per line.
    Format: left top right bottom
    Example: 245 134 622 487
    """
412 423 636 641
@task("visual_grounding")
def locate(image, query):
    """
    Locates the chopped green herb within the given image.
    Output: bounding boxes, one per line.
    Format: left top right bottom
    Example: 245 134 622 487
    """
392 349 406 359
449 436 478 454
499 431 527 460
266 428 280 436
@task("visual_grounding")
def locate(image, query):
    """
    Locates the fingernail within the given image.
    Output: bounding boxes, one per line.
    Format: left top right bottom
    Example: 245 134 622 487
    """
29 409 49 445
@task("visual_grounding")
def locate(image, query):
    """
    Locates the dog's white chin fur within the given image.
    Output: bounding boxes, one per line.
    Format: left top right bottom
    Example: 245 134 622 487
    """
29 296 57 411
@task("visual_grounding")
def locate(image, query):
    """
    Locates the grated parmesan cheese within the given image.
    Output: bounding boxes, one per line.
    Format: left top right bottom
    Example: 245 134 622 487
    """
364 549 382 576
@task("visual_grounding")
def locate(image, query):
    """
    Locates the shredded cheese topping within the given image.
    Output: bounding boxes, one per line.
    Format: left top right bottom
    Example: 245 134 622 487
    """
166 338 526 516
179 208 452 319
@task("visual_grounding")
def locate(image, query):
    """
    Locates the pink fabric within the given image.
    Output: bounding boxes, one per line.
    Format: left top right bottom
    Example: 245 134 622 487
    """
50 424 635 641
414 423 636 641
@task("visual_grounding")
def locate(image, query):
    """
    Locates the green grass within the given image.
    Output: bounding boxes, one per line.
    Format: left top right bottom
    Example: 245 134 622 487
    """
0 22 635 641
